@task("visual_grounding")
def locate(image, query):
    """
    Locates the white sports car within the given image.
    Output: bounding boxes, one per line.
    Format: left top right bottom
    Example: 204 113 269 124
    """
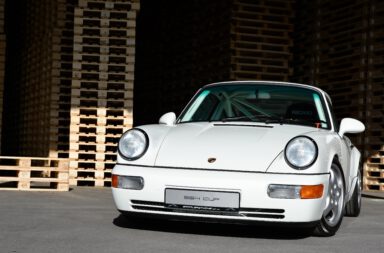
112 81 365 236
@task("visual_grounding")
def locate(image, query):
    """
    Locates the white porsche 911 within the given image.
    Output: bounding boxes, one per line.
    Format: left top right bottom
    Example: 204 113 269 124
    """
112 81 365 236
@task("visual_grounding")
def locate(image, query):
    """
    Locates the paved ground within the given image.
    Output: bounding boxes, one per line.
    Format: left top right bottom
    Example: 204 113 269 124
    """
0 188 383 253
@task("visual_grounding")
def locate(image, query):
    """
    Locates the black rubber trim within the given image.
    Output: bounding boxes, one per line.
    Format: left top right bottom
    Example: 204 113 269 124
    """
213 124 273 128
129 200 286 219
115 163 330 176
118 210 318 228
130 200 285 214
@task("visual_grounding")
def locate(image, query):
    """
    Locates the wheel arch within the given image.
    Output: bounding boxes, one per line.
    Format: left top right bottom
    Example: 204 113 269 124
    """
346 147 362 201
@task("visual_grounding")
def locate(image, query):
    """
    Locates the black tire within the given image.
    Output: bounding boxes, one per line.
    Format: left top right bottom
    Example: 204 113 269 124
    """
345 168 362 217
313 163 345 237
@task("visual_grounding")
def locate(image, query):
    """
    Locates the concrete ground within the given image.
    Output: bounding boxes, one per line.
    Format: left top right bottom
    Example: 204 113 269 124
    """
0 188 383 253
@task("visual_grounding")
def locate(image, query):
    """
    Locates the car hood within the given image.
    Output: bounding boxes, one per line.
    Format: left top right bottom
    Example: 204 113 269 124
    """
154 122 317 172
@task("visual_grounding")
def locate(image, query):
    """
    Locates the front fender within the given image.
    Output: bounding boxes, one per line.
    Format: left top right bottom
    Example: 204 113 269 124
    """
117 124 173 166
266 132 341 175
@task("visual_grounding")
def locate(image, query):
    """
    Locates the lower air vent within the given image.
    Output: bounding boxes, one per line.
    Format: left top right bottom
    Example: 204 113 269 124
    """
130 200 285 219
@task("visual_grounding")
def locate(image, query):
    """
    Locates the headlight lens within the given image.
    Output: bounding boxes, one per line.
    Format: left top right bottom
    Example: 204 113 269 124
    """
118 129 149 160
285 136 318 169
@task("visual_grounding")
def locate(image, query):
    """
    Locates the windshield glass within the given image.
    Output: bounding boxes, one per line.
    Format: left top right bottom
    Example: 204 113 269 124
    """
178 84 331 129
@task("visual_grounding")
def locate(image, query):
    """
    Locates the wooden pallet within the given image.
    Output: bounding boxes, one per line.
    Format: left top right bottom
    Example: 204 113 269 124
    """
73 53 135 64
0 156 69 191
69 160 115 170
74 17 136 28
78 0 140 11
74 26 135 37
364 177 384 192
69 177 111 187
364 163 384 192
69 168 112 180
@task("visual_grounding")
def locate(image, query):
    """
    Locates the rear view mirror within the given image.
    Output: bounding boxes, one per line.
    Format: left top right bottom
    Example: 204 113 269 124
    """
159 112 176 126
338 118 365 137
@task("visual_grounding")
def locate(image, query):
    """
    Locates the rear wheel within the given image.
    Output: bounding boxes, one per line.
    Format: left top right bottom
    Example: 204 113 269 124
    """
314 163 345 236
345 168 362 217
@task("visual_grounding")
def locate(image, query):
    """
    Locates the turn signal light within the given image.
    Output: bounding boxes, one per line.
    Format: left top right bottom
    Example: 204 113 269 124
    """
300 184 324 199
112 175 119 188
268 184 324 199
111 174 144 190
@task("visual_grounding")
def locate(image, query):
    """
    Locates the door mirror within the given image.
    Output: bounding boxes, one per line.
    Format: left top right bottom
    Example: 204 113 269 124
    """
338 118 365 137
159 112 176 126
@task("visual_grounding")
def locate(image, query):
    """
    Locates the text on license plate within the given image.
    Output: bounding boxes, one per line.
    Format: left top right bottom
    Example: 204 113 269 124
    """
165 188 240 209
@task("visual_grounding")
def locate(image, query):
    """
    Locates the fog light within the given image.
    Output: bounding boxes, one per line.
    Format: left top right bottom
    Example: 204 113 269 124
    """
112 175 144 190
268 184 324 199
268 185 301 199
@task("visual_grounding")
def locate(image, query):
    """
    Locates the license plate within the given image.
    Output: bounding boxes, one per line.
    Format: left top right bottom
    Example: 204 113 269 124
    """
165 188 240 209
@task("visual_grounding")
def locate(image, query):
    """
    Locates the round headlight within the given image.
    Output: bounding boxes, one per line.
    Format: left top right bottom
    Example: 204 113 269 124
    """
118 129 149 160
285 136 318 169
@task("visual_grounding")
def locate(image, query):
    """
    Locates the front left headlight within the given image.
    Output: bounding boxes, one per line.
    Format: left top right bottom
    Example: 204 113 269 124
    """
285 136 318 169
118 129 149 160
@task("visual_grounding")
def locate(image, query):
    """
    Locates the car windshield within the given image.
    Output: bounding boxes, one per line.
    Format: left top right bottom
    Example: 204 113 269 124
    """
178 84 331 129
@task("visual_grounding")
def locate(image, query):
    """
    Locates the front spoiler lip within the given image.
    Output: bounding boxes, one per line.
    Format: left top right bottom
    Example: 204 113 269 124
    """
118 210 319 228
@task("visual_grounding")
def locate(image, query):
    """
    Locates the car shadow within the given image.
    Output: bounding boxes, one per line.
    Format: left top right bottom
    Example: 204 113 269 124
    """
362 193 384 200
113 214 313 240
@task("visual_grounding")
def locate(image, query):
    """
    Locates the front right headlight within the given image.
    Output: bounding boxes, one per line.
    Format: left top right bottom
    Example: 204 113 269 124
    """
118 129 149 160
284 136 318 169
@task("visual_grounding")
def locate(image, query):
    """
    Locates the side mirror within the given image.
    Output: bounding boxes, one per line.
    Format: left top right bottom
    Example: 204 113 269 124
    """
338 118 365 137
159 112 176 126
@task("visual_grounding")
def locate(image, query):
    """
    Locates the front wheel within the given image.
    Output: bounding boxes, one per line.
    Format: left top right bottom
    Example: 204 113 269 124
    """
313 163 345 236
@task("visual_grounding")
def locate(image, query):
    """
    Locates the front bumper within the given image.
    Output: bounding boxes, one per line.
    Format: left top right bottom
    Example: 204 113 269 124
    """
112 164 330 223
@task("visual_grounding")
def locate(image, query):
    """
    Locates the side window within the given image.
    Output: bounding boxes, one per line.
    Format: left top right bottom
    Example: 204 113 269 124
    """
326 97 339 132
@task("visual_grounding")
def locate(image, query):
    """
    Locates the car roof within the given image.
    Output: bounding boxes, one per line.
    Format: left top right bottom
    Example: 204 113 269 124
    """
203 80 328 98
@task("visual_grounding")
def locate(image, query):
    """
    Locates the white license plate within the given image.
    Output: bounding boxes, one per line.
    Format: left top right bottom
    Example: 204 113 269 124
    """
165 188 240 209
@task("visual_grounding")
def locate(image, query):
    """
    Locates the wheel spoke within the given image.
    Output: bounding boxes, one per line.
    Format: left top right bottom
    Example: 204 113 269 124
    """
323 164 344 227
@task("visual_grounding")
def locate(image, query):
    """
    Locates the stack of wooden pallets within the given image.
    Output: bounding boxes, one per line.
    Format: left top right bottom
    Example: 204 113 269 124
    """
2 0 383 191
0 156 69 191
229 0 294 81
2 0 77 158
12 0 55 157
49 0 79 159
134 0 294 125
291 0 319 84
69 0 139 186
292 0 384 192
315 0 368 129
293 0 368 127
2 0 140 188
363 0 384 192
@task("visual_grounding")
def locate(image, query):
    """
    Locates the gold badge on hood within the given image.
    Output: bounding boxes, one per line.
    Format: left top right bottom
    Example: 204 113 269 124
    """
208 158 216 163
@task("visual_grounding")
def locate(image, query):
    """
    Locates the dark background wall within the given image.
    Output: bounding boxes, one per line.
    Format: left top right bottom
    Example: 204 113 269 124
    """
133 0 383 157
134 0 232 126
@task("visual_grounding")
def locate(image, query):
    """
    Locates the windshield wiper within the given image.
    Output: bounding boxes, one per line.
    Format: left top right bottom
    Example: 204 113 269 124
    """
221 115 327 128
221 114 280 123
266 117 328 127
